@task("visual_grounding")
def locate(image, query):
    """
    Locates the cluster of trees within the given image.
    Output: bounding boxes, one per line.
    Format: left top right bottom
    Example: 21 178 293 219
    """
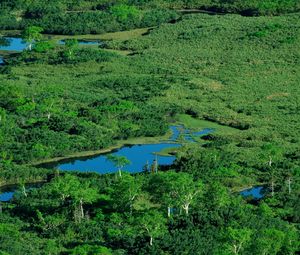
0 1 178 34
0 152 298 254
1 0 299 35
0 5 299 254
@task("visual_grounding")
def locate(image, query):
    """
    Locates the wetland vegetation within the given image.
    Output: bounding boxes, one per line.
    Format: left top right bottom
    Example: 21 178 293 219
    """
0 0 299 254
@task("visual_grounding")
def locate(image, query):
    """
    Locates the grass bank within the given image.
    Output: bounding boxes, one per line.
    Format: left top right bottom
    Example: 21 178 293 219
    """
30 129 174 166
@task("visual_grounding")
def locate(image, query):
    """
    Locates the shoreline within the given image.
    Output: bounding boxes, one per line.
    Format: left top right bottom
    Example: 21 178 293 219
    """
30 130 174 167
0 178 48 190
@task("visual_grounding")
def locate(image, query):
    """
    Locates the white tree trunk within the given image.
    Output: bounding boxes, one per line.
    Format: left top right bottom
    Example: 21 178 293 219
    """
233 244 238 254
150 236 153 246
80 199 84 219
22 185 27 197
167 206 171 218
288 177 291 194
183 204 189 215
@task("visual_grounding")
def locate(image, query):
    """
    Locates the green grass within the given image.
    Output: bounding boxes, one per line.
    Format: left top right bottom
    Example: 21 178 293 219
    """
47 27 150 41
1 12 300 176
176 114 239 135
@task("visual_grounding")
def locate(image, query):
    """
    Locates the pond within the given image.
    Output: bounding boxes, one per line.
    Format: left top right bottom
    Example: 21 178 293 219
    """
0 37 101 53
41 125 213 174
0 183 43 202
58 39 101 46
46 143 181 174
0 37 101 64
240 186 266 199
0 190 14 202
0 37 27 51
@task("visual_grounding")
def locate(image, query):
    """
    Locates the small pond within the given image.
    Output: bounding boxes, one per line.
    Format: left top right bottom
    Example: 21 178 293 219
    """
0 37 101 53
0 37 27 51
47 143 181 174
0 183 43 202
58 39 101 45
240 186 266 199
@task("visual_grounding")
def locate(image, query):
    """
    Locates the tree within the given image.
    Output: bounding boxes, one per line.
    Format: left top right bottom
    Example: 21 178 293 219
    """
64 39 78 60
106 154 131 177
21 26 43 51
109 172 142 215
255 228 285 255
148 171 203 217
137 211 167 246
224 227 252 255
261 143 283 196
70 245 112 255
49 175 98 222
34 40 55 53
286 167 299 195
18 180 27 197
110 4 140 22
176 173 203 215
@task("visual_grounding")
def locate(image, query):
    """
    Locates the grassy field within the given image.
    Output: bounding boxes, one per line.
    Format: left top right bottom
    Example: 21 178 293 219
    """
31 128 174 166
45 27 151 41
176 114 239 135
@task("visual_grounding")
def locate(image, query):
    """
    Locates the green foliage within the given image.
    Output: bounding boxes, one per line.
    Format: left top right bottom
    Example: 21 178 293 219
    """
110 4 140 22
1 172 298 254
70 245 113 255
0 4 299 255
21 26 44 50
34 40 55 53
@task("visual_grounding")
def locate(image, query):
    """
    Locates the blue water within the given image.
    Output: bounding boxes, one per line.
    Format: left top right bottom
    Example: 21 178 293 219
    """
0 183 44 202
1 125 215 200
57 143 181 173
0 191 14 202
240 186 265 199
47 125 215 173
0 37 27 51
169 125 182 141
0 57 3 64
0 37 100 53
59 40 100 45
54 125 215 173
184 128 214 142
169 125 214 142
